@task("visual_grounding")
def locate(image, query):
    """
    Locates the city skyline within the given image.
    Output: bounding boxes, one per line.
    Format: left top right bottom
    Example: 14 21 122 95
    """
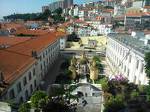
0 0 100 19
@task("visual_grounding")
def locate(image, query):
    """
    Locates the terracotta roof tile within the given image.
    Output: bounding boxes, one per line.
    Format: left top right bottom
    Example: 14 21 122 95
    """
0 37 30 47
0 50 35 84
0 31 66 88
15 28 50 36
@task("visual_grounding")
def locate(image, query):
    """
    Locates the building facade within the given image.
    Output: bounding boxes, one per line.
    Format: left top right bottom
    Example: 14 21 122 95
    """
106 33 149 85
0 32 65 104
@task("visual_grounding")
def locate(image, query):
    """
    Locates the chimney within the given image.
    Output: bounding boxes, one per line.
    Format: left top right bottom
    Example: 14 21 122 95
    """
0 71 5 85
31 50 39 59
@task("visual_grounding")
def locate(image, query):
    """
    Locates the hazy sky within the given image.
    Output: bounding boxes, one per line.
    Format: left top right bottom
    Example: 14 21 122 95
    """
0 0 100 19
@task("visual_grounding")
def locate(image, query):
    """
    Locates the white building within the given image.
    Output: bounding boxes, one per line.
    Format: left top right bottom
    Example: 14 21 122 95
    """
98 24 112 35
0 31 65 104
73 5 79 16
106 33 149 85
60 36 67 50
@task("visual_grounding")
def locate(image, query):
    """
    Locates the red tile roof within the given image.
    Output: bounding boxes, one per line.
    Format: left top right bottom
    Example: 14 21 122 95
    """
144 6 150 9
0 37 31 47
0 50 35 84
2 23 25 30
0 31 66 89
15 28 50 36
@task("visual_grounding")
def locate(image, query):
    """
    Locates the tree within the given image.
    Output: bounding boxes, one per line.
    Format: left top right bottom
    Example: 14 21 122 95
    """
144 52 150 101
74 16 79 19
53 8 63 15
92 56 101 63
69 65 77 80
104 94 125 112
130 90 139 100
90 61 99 83
19 103 31 112
30 91 48 108
145 52 150 79
71 56 77 66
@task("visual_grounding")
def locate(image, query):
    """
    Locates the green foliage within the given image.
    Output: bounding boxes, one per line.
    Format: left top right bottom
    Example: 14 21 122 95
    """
37 9 51 20
73 16 79 19
144 52 150 101
101 78 109 92
145 86 150 101
53 8 63 15
145 52 150 78
3 8 65 22
92 56 101 63
65 69 72 76
19 103 31 112
30 91 48 108
49 85 65 97
104 94 125 112
130 90 139 100
4 13 40 21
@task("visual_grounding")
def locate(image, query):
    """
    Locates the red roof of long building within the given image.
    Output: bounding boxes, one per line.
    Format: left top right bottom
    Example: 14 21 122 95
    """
0 31 66 88
0 36 31 47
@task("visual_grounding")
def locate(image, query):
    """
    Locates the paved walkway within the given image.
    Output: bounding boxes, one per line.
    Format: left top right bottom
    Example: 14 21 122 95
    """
71 84 102 112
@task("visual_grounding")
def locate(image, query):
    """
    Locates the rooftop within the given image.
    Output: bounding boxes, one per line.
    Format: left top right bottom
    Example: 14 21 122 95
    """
108 33 150 56
0 31 66 92
0 36 31 48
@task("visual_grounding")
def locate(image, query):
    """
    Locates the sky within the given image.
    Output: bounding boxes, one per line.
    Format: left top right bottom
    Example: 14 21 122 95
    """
0 0 100 19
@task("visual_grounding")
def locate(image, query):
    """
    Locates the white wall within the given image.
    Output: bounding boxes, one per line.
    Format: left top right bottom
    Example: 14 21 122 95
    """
106 37 148 85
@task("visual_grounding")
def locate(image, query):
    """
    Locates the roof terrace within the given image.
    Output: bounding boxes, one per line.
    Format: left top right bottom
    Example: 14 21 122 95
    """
108 33 150 56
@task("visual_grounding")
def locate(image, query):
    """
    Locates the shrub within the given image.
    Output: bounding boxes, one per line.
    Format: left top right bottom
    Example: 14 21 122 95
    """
130 90 139 100
101 78 109 92
19 103 30 112
30 91 48 108
104 94 125 112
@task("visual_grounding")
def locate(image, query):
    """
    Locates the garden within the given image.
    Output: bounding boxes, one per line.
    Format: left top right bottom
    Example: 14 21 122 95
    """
101 75 150 112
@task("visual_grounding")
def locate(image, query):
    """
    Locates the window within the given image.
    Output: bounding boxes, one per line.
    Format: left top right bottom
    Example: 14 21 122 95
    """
33 68 35 76
134 76 136 83
136 60 139 69
127 69 130 76
140 64 144 73
34 80 36 88
30 84 33 94
43 53 45 58
129 55 132 63
19 97 23 103
41 64 43 70
9 89 15 99
28 72 32 80
23 77 27 86
25 90 29 100
124 66 126 73
17 82 22 93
